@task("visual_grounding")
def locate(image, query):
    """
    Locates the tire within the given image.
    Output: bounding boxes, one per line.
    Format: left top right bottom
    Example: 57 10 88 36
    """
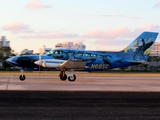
68 74 76 82
19 75 26 81
60 74 67 81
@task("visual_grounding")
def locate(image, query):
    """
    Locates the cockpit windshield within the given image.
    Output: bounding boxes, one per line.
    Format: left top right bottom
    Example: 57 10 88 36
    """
45 50 55 56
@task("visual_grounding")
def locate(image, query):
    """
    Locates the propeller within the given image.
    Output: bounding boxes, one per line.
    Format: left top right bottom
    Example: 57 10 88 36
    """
38 48 43 74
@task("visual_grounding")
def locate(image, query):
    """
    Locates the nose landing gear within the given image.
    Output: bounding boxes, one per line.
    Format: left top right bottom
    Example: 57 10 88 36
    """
19 70 26 81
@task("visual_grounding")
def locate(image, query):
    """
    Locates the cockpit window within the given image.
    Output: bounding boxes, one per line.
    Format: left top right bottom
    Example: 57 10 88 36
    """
45 50 55 56
54 50 63 54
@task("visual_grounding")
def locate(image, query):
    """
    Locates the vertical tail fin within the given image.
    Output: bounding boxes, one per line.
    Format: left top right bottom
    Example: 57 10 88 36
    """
120 31 159 61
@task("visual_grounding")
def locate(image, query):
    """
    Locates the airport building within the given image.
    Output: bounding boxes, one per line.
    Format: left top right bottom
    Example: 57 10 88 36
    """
20 46 52 55
20 49 33 55
55 42 86 50
39 45 52 55
0 36 10 47
150 42 160 56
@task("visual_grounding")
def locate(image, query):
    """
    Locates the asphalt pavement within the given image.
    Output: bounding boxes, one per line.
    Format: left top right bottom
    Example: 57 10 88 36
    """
0 91 160 120
1 74 160 119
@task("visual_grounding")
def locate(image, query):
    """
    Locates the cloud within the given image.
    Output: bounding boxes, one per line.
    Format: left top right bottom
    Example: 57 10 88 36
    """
83 27 129 39
136 24 160 31
2 22 34 33
126 24 160 38
26 0 52 10
72 38 86 43
89 24 160 49
98 14 141 19
84 24 160 40
87 14 141 20
18 24 160 51
153 2 160 8
20 33 79 39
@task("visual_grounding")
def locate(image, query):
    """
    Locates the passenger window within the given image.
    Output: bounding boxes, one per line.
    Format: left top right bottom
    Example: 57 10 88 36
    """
76 53 83 56
68 52 74 56
92 54 97 58
85 53 91 57
99 55 103 58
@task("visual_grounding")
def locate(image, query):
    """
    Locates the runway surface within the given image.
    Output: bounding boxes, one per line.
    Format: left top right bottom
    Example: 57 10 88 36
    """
0 73 160 119
0 73 160 91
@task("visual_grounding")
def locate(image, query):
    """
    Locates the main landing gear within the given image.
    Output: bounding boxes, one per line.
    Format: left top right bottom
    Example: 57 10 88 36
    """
59 69 76 82
19 70 26 81
18 70 76 82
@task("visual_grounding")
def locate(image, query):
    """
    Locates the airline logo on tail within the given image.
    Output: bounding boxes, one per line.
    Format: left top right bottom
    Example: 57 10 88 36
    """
123 32 158 55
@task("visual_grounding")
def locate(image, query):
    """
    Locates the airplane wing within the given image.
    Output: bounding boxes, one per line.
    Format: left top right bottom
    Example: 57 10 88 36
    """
34 59 86 70
60 59 86 70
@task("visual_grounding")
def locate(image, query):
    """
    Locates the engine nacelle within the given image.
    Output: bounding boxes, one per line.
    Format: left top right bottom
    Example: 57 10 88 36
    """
34 59 65 68
41 60 61 68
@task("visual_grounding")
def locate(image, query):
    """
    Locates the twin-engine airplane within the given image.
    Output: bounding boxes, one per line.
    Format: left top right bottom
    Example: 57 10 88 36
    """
6 31 158 82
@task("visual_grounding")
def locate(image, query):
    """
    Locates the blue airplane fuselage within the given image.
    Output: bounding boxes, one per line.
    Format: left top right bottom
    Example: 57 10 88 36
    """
6 31 159 72
5 49 140 71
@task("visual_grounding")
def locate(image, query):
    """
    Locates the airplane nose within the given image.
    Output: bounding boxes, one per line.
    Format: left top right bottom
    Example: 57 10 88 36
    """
6 57 15 63
34 60 42 65
6 58 10 62
5 56 19 66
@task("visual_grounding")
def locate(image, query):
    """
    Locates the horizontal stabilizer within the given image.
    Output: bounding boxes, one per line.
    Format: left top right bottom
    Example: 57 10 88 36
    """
128 60 149 65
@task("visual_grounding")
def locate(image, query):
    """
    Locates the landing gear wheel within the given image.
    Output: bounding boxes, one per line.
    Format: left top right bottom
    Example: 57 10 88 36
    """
68 74 76 82
19 75 26 81
60 74 67 81
59 70 67 81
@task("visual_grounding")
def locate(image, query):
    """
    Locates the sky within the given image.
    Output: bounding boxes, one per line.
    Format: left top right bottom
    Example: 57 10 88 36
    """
0 0 160 54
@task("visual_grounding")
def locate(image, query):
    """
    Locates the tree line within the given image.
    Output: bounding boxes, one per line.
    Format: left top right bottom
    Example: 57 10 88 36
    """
0 46 16 69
